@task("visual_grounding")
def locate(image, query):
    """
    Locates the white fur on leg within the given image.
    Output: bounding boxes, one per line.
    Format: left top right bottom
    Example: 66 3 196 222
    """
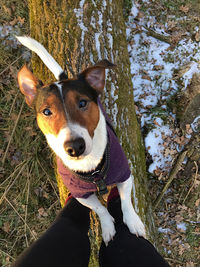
77 194 116 245
117 176 146 237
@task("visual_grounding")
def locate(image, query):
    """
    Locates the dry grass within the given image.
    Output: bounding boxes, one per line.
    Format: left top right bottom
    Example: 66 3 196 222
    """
0 1 60 266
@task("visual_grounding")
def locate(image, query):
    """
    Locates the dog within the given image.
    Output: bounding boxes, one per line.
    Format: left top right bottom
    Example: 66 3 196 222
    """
16 36 146 245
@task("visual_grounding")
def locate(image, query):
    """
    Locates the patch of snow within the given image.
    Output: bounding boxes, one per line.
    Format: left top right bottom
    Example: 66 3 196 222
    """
0 24 22 49
191 115 200 132
112 102 118 128
177 222 187 232
74 0 87 54
145 121 172 173
131 3 139 18
158 227 172 234
127 1 200 174
0 25 13 38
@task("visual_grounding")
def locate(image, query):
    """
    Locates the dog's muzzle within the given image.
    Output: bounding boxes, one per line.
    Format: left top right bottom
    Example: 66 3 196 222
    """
64 138 86 157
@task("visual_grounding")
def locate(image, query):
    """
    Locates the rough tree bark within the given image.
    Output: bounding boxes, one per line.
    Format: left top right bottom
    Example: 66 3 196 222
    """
28 0 155 265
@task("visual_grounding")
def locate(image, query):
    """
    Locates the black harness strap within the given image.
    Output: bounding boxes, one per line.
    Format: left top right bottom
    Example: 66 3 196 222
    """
71 142 110 196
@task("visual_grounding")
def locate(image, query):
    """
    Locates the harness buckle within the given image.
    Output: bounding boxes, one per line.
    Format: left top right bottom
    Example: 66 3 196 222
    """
91 169 100 176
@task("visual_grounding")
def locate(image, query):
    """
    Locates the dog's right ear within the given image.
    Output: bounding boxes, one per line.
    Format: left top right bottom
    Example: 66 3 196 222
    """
80 60 116 94
18 65 39 107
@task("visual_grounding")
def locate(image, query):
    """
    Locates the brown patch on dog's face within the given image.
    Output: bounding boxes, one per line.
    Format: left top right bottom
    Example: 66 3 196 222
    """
36 94 67 136
65 90 99 137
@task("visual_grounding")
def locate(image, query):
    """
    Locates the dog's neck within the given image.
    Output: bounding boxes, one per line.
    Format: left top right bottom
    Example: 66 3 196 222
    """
56 108 107 172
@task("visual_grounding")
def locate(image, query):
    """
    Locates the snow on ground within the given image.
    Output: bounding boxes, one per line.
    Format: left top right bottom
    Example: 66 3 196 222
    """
0 23 31 61
127 1 200 174
0 24 21 49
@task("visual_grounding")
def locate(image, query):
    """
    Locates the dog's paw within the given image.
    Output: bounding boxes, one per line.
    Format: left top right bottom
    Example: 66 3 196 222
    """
123 208 146 238
101 214 116 245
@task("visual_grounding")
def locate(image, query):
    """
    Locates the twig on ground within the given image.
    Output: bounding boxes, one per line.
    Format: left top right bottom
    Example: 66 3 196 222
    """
0 52 29 76
141 25 171 44
2 99 25 165
48 199 59 212
0 249 15 261
0 160 25 187
36 158 60 201
0 161 27 205
154 150 188 210
8 92 20 116
183 161 198 204
24 166 31 247
4 196 37 241
165 257 184 264
8 237 20 258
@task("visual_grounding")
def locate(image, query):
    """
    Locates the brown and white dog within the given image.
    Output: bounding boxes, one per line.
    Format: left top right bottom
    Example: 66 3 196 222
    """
16 36 145 245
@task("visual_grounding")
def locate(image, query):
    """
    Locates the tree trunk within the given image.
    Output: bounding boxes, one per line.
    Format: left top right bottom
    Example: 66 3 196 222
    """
28 0 155 264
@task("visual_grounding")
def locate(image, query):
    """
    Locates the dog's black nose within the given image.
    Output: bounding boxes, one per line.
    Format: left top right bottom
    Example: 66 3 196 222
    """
64 138 86 157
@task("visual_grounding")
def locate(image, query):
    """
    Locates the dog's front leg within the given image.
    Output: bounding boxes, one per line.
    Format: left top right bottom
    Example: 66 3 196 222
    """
117 176 146 237
77 194 116 245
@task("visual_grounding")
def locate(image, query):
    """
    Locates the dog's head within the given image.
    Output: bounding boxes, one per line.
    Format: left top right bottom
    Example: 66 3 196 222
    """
18 59 115 171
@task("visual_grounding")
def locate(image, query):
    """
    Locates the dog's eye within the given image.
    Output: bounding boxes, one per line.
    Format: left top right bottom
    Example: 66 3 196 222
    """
43 108 52 116
79 99 88 109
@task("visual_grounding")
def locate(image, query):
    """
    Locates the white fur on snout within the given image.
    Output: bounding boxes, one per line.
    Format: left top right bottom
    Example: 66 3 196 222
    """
45 108 107 172
68 123 93 155
45 125 92 164
45 127 71 159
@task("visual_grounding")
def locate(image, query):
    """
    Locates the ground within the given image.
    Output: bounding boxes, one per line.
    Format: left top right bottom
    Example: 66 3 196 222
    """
0 1 60 265
0 0 200 266
127 1 200 266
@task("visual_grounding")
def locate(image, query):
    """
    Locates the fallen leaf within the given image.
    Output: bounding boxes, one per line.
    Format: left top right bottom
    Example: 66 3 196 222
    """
167 20 177 31
3 221 10 233
38 207 48 217
195 199 200 207
186 124 193 134
10 17 18 26
178 244 184 255
179 5 189 13
141 70 149 75
153 65 164 71
153 119 161 127
186 262 194 267
195 31 200 42
194 178 200 188
135 11 144 20
18 16 25 25
3 5 12 16
170 32 183 46
154 167 162 177
142 75 151 81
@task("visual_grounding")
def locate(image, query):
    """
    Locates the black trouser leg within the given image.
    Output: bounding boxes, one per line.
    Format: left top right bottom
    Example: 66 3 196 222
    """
99 197 170 267
12 199 90 267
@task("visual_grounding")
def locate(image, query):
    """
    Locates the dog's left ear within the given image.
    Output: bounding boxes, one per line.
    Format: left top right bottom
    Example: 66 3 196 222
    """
80 60 116 93
18 65 39 107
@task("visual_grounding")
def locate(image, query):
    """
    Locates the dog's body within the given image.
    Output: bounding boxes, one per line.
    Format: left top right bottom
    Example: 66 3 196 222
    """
17 36 145 244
